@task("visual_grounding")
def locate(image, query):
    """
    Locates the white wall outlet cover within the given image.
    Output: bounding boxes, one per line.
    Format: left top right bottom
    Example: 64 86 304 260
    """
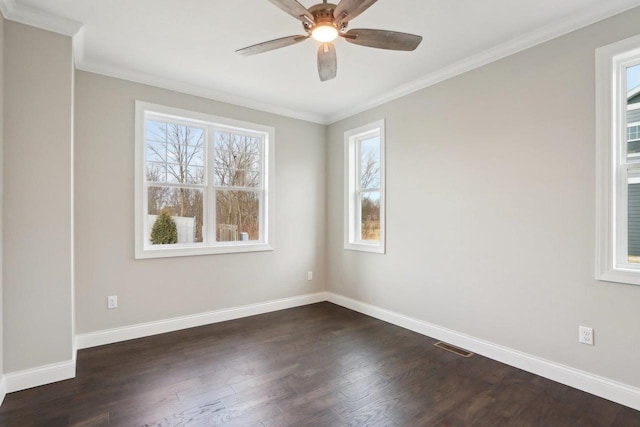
108 295 118 309
579 326 594 345
307 271 313 281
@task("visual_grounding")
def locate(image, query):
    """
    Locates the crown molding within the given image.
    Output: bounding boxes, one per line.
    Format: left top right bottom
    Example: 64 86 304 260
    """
326 0 640 124
0 0 82 37
0 0 326 124
76 59 327 125
2 0 639 125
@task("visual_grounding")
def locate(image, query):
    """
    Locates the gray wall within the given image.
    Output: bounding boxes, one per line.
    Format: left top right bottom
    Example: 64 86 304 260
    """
74 71 326 333
3 21 74 372
326 8 640 387
3 4 640 396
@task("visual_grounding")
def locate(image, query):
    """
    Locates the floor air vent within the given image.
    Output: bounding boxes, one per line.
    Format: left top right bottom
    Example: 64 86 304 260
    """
434 341 474 357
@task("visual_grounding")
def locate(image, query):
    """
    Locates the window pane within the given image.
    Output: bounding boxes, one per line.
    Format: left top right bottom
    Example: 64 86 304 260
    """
628 127 640 156
147 186 204 244
145 120 205 185
145 141 166 163
187 166 205 184
628 64 640 95
360 136 381 189
214 132 262 188
146 120 167 143
146 162 167 183
627 65 640 157
216 190 260 241
361 191 380 241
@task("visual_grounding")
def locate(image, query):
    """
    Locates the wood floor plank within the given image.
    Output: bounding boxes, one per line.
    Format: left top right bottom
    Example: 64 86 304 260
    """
0 303 638 426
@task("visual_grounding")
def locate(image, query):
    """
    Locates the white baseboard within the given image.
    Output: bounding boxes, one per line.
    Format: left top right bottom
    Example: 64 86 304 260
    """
4 291 639 412
4 359 76 393
76 292 327 350
0 376 6 405
326 292 640 411
1 292 325 399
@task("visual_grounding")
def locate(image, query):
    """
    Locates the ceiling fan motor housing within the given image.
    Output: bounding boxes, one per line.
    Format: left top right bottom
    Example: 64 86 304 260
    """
305 3 344 33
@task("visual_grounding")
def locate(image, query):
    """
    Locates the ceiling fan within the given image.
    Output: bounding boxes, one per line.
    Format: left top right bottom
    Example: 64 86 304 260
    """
236 0 423 81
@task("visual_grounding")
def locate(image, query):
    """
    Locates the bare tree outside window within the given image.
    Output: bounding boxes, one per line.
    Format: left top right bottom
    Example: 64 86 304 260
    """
145 121 205 243
214 132 262 241
145 122 265 244
136 103 273 258
359 137 381 241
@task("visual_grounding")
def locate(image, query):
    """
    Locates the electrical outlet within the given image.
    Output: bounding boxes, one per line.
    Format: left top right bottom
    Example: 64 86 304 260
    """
108 295 118 309
307 271 313 281
579 326 594 345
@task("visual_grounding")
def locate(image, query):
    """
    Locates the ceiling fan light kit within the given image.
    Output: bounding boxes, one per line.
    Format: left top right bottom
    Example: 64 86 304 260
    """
312 24 339 42
236 0 423 82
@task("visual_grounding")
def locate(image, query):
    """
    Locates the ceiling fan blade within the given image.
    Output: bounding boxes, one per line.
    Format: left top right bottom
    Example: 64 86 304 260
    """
268 0 314 24
317 43 337 82
333 0 377 25
236 35 308 56
343 28 423 51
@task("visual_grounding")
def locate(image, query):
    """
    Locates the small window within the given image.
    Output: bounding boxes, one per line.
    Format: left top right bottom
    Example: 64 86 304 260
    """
344 120 385 253
595 35 640 285
135 102 274 258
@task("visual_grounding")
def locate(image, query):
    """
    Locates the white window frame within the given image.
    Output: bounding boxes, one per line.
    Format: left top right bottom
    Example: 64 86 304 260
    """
595 34 640 285
344 119 386 254
135 101 275 259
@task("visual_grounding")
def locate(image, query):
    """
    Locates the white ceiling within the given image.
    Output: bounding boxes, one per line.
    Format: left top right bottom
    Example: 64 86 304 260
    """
6 0 640 123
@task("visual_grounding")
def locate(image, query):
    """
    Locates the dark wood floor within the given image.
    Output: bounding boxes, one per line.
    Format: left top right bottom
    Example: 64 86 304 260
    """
1 303 639 426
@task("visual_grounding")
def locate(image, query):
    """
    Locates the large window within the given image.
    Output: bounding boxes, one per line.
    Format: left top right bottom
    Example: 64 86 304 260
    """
596 35 640 285
135 102 274 258
344 120 386 253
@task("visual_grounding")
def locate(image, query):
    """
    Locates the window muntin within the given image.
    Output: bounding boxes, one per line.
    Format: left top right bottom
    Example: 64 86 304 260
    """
135 102 274 258
344 120 385 253
596 36 640 285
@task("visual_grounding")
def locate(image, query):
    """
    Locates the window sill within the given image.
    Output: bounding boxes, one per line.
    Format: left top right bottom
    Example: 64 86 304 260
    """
596 268 640 286
344 242 385 254
135 243 274 259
